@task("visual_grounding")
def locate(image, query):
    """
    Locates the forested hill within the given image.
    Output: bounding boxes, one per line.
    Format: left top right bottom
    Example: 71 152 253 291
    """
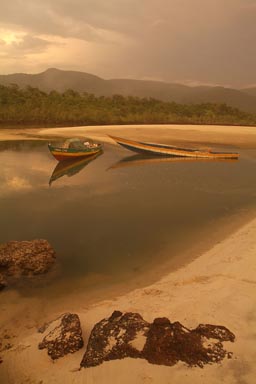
0 84 256 127
0 68 256 114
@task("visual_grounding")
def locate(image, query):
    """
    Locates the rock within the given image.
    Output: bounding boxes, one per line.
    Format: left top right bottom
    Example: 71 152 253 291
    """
193 324 235 342
0 273 7 290
143 318 232 367
143 318 193 366
80 311 150 368
0 239 56 277
80 312 235 369
38 313 83 360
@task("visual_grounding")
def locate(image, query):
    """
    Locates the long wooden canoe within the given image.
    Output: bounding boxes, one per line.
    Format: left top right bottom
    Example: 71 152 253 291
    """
109 135 239 159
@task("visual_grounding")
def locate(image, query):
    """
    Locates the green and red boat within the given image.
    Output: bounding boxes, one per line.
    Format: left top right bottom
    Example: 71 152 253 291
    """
48 137 103 161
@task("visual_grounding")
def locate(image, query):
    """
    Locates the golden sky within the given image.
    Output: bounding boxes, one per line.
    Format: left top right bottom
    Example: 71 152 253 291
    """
0 0 255 87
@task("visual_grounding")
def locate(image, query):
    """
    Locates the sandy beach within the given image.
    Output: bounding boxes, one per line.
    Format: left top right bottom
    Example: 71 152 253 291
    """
1 214 255 384
0 124 256 383
2 123 256 148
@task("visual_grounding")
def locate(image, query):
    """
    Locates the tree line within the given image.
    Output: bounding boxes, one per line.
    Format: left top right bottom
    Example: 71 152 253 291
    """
0 84 255 127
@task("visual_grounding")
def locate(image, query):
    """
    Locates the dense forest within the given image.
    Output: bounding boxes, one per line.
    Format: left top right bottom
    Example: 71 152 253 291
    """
0 84 256 127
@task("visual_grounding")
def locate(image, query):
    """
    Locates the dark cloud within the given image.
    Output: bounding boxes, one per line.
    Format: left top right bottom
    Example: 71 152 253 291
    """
13 35 53 53
0 0 255 86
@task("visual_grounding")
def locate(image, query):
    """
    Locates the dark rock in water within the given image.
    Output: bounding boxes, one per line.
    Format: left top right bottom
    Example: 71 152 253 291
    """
80 311 150 368
0 273 7 290
81 312 235 369
0 239 56 277
38 313 83 360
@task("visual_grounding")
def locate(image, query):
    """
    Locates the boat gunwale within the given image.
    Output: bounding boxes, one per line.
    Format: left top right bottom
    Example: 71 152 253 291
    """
48 141 103 161
48 143 103 154
137 140 202 153
109 135 239 159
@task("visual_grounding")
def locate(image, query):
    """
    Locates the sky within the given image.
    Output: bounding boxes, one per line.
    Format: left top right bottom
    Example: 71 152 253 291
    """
0 0 255 87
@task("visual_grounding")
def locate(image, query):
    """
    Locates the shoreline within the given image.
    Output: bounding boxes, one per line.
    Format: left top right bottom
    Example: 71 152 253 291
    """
1 211 256 383
0 124 256 383
1 120 256 130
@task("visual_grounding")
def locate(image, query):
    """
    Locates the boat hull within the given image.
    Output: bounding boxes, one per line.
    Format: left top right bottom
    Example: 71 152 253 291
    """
49 152 102 185
48 144 103 161
109 135 239 159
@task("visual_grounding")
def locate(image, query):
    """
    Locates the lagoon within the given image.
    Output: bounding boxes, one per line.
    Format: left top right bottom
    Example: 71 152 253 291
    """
0 138 256 303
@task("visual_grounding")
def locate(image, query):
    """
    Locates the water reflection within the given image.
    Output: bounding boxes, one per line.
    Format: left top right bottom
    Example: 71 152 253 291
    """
49 152 103 186
109 154 239 170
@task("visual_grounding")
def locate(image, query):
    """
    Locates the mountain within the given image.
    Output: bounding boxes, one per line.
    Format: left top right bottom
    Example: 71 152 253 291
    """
0 68 105 94
242 87 256 98
0 68 256 113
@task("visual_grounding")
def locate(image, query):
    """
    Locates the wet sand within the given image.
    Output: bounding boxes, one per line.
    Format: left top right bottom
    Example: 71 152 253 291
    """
0 124 256 383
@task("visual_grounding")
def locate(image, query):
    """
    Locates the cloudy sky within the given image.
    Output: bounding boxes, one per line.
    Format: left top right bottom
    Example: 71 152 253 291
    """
0 0 255 87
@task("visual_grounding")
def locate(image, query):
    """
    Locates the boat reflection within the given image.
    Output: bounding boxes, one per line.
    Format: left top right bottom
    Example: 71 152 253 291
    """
109 154 238 170
49 151 102 185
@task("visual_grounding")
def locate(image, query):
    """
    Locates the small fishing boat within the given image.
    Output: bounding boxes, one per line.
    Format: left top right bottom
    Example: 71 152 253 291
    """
48 137 103 161
109 135 239 159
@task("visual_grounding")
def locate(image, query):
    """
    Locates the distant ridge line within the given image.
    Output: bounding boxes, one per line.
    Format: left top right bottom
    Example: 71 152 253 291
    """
0 68 256 113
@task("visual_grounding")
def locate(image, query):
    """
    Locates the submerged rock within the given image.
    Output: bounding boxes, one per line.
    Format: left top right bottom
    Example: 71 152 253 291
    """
0 329 16 364
80 311 150 368
81 311 235 369
0 273 7 290
0 239 56 278
38 313 83 360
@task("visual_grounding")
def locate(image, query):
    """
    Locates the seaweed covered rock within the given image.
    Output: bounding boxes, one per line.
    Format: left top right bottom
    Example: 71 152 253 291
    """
81 311 150 368
143 318 234 367
0 239 56 277
143 318 194 366
81 311 235 369
38 313 83 360
193 323 235 342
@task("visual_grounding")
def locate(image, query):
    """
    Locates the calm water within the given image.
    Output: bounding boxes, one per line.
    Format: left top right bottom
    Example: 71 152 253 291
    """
0 139 256 299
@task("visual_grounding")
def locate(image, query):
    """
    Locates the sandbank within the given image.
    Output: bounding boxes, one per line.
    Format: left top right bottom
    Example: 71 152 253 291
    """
1 123 256 148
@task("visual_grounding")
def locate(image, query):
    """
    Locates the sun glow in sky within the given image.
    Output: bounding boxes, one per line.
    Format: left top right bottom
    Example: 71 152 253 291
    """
0 29 24 44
